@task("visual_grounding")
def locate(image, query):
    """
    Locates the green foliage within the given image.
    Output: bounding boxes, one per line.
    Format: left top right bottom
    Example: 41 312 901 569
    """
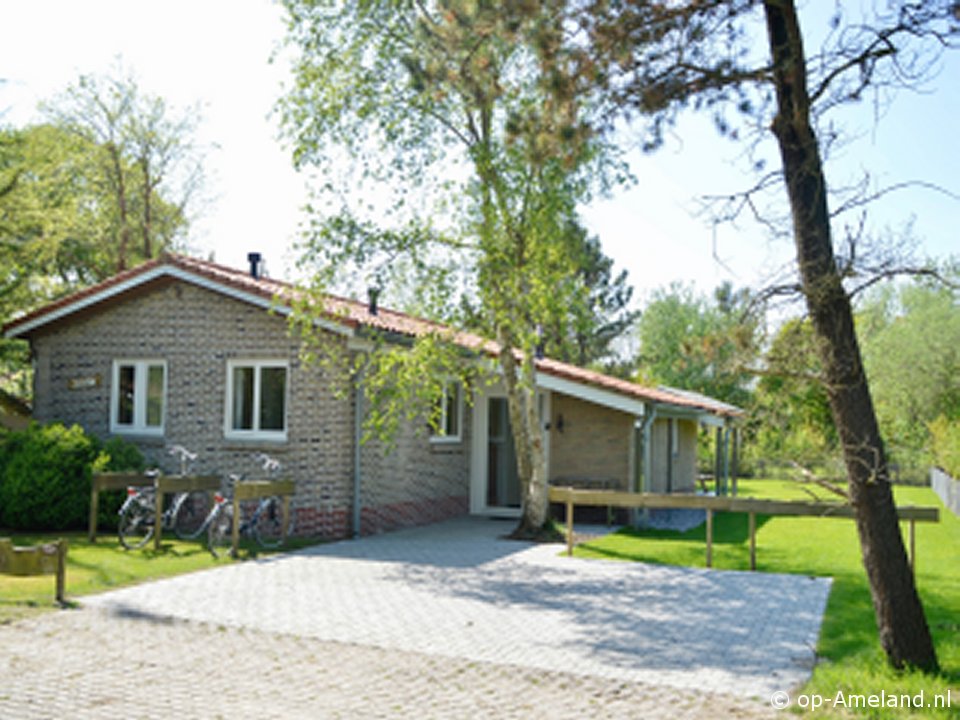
750 317 838 469
929 415 960 479
0 423 143 531
635 281 757 407
860 281 960 476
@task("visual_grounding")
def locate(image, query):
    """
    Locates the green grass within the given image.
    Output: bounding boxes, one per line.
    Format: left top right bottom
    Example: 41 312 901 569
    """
0 531 321 624
575 479 959 717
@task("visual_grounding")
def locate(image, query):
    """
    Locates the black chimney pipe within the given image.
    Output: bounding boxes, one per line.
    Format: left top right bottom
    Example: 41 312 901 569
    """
247 252 262 279
368 287 380 315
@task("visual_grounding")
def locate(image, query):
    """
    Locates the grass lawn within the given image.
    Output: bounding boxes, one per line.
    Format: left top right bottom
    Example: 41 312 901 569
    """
575 479 959 717
0 531 320 625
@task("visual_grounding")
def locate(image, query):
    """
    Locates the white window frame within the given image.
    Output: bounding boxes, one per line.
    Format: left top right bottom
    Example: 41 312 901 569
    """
430 382 463 443
110 359 167 436
224 359 289 442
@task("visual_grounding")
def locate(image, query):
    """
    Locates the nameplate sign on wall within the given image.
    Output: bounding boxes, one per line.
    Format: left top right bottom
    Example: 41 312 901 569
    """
68 376 101 390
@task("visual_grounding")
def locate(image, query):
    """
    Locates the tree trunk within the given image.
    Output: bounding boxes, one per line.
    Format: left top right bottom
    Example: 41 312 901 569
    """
763 0 937 671
108 142 130 272
498 326 549 535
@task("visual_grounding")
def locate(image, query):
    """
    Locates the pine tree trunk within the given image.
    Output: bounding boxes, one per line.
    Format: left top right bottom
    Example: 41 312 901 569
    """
763 0 937 671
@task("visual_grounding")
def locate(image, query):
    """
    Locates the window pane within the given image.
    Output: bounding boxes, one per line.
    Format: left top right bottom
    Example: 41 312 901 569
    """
117 365 135 425
445 386 459 437
146 365 164 427
232 367 254 430
259 367 286 431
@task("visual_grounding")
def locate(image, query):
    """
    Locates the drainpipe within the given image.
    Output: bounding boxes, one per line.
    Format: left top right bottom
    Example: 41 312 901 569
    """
352 364 365 538
633 402 657 526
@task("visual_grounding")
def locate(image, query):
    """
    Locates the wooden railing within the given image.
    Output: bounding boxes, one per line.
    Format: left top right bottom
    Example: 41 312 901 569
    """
549 486 939 571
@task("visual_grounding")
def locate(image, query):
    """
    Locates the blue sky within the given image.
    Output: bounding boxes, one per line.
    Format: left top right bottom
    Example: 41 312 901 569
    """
2 0 957 311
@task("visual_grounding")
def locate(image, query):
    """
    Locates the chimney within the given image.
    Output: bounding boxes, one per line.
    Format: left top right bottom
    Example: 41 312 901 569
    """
367 287 381 315
247 252 262 279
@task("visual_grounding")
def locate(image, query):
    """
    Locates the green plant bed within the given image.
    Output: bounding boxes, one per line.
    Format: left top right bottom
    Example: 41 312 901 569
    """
573 479 959 717
0 531 324 624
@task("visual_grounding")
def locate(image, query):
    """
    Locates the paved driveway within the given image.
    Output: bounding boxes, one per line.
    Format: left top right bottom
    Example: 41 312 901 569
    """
77 517 831 700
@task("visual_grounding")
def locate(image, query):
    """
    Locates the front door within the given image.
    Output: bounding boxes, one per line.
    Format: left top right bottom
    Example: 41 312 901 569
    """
486 397 520 508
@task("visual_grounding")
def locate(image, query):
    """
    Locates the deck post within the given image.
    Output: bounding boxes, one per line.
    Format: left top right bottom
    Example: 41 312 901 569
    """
88 479 100 542
566 493 574 557
748 511 756 571
909 519 916 573
153 484 164 550
705 508 713 568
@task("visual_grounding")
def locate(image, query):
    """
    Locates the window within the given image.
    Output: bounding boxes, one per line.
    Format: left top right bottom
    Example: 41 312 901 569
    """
111 360 166 435
431 383 462 443
225 360 288 441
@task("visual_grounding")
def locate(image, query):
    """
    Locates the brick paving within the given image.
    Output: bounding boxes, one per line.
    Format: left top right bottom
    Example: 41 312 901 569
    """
0 518 831 718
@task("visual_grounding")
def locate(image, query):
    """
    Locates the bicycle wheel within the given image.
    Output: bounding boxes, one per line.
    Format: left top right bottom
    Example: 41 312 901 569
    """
254 497 286 549
119 504 154 550
172 492 209 540
207 505 234 558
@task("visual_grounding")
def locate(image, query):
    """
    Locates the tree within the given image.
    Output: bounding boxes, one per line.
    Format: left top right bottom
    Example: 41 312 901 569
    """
40 69 203 274
860 278 960 474
534 0 958 670
463 216 638 369
752 317 836 469
635 281 757 407
280 0 611 535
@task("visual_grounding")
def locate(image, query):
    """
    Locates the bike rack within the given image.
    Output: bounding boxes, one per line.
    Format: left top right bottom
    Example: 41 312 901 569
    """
89 473 154 542
89 472 220 548
0 538 68 604
151 475 221 550
231 480 296 557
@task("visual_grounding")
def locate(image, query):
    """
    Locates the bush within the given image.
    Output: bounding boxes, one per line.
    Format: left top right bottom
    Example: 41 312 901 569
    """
0 423 144 531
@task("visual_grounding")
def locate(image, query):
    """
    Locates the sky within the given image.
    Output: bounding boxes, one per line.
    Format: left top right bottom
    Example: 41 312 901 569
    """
2 0 958 312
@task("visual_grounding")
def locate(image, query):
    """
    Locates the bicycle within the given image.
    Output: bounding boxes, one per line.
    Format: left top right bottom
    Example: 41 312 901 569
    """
206 453 294 558
117 445 209 549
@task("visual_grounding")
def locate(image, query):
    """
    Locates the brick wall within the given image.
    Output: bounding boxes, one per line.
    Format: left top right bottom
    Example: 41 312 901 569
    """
359 397 471 535
30 278 468 539
549 393 631 490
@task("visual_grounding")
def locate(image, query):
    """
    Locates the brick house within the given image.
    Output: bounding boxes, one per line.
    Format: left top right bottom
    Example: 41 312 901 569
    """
3 254 742 538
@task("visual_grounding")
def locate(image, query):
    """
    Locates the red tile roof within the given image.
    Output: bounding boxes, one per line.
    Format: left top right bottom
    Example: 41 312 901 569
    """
4 254 741 418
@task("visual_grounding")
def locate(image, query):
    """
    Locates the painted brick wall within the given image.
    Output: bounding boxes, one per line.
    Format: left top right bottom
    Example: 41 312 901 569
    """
29 278 468 539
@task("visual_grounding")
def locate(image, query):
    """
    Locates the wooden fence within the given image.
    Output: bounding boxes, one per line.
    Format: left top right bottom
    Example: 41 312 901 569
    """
0 538 67 604
549 486 939 572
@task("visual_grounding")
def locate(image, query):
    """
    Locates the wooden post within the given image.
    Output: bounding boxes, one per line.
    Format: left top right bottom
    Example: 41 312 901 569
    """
231 494 241 557
55 539 67 605
88 479 100 542
705 509 713 568
566 492 574 557
153 484 164 551
748 512 756 571
909 519 916 573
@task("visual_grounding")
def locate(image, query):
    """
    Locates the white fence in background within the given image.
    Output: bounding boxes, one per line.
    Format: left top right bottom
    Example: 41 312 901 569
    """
931 467 959 516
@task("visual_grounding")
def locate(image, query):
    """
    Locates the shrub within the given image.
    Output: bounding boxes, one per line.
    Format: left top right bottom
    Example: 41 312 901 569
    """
0 423 144 531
